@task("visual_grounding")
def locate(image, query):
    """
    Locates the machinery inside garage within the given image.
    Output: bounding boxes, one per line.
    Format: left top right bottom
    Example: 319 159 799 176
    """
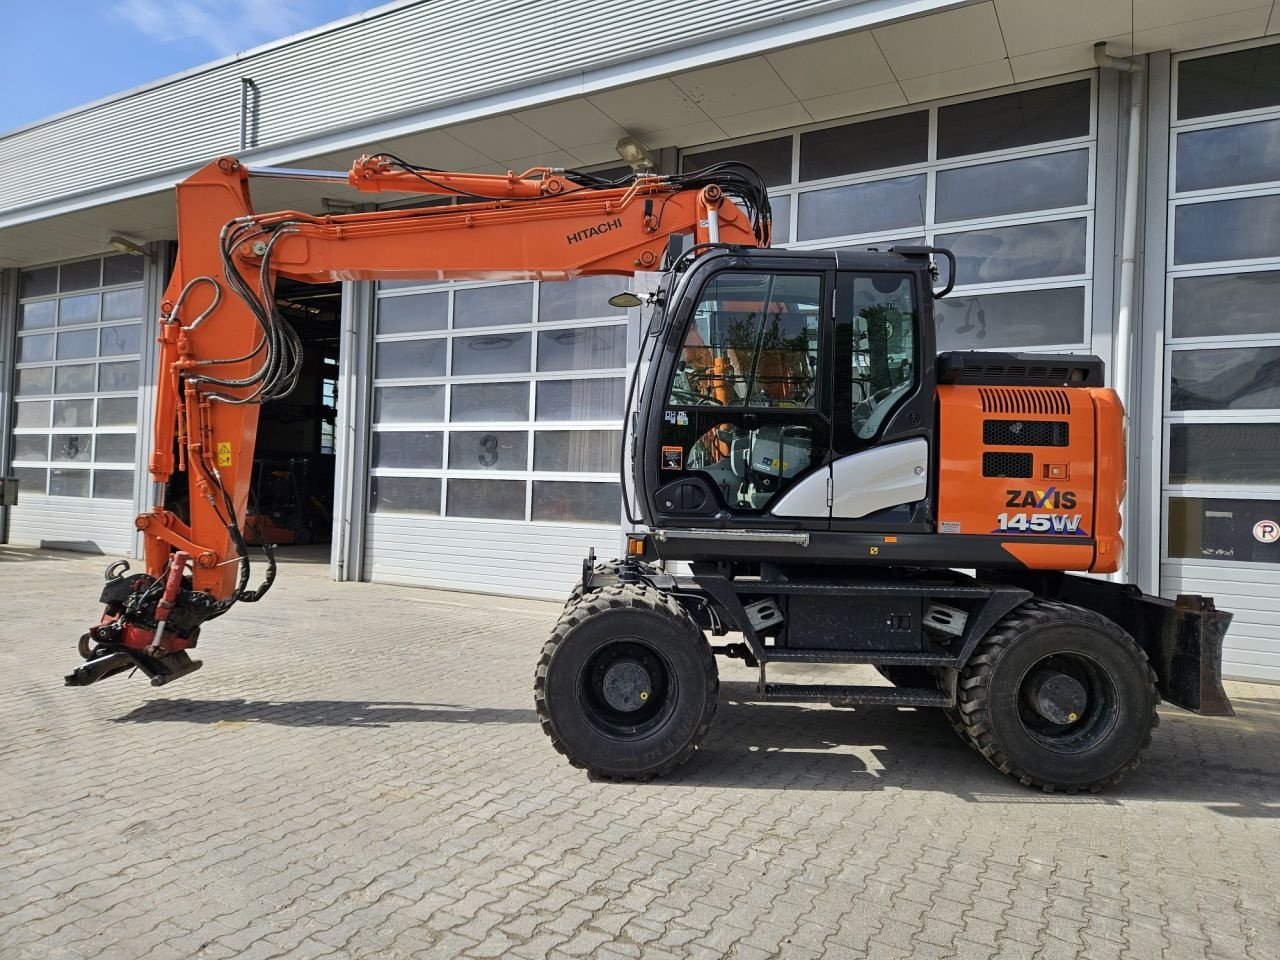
243 279 341 554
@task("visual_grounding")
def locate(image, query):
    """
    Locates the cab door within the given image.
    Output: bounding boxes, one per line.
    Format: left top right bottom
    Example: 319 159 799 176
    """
825 267 934 532
647 263 834 529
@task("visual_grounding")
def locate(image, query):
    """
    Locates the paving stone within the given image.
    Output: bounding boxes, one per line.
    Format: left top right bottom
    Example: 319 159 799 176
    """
1 548 1275 960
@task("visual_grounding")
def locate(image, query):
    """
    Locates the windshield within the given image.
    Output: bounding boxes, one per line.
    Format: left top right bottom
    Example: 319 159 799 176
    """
669 272 821 409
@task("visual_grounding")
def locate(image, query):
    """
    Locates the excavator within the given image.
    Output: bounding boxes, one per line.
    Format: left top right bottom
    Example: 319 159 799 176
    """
63 152 1234 792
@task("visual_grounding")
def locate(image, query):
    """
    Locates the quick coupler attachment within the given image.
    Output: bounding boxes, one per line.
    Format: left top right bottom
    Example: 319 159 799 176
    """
67 557 210 688
65 648 203 688
143 650 203 687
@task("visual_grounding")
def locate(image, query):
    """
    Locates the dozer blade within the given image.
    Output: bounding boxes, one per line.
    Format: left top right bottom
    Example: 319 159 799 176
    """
1159 595 1234 717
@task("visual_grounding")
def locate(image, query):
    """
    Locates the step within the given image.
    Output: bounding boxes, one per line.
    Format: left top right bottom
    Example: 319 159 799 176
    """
759 683 951 707
762 649 956 667
734 581 995 599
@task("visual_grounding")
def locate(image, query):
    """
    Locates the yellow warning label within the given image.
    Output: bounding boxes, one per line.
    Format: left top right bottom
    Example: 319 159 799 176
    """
216 442 232 467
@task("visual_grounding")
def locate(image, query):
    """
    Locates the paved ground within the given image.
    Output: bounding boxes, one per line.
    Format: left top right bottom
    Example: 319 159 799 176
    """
2 546 1278 960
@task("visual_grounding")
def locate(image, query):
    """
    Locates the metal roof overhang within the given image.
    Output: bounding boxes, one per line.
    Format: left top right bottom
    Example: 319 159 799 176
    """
3 0 1277 268
0 0 962 236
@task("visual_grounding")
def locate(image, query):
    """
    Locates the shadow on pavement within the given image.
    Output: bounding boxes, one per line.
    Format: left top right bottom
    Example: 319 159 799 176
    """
113 698 537 727
109 687 1280 813
666 681 1280 813
0 546 97 562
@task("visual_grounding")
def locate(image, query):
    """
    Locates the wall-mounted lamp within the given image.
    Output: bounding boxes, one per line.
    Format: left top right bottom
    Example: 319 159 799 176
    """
109 235 153 259
616 136 657 172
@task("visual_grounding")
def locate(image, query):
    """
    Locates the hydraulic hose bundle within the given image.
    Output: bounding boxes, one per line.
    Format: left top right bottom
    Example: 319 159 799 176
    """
368 152 774 249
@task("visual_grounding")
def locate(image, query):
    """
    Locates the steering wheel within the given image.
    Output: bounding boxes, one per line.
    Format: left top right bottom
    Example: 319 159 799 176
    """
669 388 723 406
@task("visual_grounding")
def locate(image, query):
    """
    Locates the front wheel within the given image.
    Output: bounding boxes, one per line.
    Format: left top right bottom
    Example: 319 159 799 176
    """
951 599 1158 793
536 584 718 780
564 558 660 608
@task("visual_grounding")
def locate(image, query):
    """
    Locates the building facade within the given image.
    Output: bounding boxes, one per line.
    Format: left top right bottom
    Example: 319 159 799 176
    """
1 0 1278 682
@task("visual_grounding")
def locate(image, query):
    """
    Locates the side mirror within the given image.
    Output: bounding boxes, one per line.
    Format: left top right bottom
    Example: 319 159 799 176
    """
891 245 957 299
608 292 644 309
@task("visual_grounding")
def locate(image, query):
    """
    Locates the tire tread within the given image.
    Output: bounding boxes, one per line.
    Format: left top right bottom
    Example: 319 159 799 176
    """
950 597 1159 794
535 581 717 782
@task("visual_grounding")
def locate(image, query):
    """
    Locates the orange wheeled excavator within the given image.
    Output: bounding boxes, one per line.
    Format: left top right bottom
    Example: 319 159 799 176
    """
65 152 1233 792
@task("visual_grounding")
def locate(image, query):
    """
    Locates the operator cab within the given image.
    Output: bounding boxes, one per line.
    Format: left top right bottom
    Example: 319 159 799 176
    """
637 247 944 539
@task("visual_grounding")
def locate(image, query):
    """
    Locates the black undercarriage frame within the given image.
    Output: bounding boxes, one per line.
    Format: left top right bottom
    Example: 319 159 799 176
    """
585 554 1234 717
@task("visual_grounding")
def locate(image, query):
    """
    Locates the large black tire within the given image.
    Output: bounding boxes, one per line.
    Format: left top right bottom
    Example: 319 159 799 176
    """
536 583 718 780
564 558 660 608
951 598 1158 793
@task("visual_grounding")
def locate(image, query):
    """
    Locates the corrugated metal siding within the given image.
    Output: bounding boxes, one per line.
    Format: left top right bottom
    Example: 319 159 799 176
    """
364 516 622 600
1162 562 1280 683
0 0 866 214
8 497 134 555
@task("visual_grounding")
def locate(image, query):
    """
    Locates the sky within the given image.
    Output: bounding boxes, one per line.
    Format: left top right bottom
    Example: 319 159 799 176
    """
0 1 378 134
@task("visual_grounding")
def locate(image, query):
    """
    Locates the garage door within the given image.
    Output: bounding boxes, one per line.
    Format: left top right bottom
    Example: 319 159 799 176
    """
362 276 628 599
1162 42 1280 682
8 253 146 554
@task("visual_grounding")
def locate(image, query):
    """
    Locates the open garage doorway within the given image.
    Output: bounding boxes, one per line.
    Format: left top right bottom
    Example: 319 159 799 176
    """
247 278 342 566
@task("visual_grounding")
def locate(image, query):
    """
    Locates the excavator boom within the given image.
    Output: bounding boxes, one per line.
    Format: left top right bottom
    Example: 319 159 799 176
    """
68 153 768 687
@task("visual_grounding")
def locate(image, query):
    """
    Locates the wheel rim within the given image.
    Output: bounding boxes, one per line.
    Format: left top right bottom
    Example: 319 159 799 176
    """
578 639 677 739
1016 652 1119 754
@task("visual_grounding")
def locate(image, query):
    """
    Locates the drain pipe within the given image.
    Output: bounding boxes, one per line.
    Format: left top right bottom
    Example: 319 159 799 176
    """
1094 42 1143 583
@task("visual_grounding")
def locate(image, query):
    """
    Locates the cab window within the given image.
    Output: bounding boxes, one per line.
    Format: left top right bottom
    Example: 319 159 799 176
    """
660 271 828 514
848 274 917 440
669 272 821 409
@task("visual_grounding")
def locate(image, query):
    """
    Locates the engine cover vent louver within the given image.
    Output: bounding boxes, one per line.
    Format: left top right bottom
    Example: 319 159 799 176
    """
983 419 1070 447
982 452 1034 478
978 387 1071 415
936 352 1104 387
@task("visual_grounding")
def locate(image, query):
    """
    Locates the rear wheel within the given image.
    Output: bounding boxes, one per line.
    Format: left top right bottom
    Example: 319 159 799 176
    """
952 599 1158 793
536 584 717 780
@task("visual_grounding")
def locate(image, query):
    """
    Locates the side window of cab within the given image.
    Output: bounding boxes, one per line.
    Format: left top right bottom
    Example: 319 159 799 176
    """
845 273 918 443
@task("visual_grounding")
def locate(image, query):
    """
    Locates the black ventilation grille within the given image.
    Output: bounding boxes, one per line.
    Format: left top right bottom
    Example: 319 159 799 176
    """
968 364 1073 383
983 452 1034 478
983 419 1070 447
938 351 1104 387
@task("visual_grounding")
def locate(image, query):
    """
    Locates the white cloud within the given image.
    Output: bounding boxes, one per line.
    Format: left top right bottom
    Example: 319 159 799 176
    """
111 0 320 57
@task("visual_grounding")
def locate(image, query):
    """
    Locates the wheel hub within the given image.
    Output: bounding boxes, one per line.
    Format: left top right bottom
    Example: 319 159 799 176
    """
601 661 652 712
1026 670 1088 725
579 638 674 737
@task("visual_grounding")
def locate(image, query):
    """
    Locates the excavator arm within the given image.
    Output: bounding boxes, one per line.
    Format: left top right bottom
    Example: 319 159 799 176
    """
67 154 768 687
